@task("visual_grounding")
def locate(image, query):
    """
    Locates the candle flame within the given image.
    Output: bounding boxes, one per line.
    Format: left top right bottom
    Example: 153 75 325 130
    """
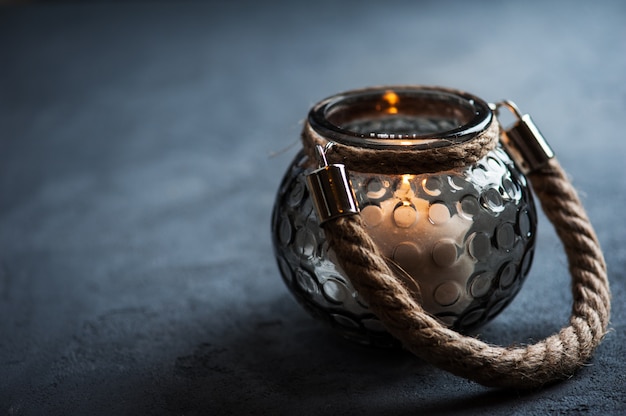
383 91 399 114
396 174 414 198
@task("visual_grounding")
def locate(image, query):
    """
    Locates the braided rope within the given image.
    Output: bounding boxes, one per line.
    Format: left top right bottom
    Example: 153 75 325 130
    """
304 121 611 389
302 118 500 175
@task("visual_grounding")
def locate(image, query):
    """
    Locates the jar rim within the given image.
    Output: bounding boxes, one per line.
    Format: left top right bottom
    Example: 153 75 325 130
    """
308 86 493 150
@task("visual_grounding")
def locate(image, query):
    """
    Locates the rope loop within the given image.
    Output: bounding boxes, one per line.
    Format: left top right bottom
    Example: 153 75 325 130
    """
301 98 611 388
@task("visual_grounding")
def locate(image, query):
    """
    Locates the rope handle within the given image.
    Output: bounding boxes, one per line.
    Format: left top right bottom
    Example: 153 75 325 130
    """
304 102 611 389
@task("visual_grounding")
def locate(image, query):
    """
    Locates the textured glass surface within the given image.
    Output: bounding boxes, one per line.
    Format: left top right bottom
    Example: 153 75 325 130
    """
272 146 537 346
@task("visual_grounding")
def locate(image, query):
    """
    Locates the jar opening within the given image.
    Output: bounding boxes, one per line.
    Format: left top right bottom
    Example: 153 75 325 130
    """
308 87 492 150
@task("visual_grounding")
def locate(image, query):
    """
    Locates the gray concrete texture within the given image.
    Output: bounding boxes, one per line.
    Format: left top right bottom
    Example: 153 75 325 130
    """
1 1 624 414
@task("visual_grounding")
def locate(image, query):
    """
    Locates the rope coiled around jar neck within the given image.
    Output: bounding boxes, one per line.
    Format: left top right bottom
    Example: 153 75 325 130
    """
300 118 611 389
302 114 500 175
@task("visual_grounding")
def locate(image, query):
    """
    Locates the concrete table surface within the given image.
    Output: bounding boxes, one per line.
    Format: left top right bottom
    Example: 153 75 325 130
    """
1 1 625 414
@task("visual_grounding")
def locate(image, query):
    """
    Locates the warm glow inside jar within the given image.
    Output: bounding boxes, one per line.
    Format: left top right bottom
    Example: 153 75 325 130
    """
272 87 537 346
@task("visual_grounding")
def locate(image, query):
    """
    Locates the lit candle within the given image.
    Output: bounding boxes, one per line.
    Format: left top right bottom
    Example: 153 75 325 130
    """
272 86 538 345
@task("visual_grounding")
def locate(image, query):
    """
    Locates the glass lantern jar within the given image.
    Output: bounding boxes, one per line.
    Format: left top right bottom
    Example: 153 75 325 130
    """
271 86 537 346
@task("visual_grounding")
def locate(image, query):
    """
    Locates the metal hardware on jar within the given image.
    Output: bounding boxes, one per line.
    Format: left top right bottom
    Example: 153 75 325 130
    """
271 86 551 346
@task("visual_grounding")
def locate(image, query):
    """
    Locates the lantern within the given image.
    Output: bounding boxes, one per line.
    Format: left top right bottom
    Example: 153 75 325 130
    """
271 86 539 346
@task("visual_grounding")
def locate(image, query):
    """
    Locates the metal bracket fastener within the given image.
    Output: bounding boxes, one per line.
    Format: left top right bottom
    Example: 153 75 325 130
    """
495 100 555 174
305 144 360 225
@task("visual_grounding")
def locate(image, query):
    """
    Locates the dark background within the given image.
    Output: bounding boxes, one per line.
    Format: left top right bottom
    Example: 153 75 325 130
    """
1 1 625 415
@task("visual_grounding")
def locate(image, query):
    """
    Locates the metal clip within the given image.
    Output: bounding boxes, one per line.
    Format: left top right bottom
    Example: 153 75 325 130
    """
305 144 360 225
495 100 555 174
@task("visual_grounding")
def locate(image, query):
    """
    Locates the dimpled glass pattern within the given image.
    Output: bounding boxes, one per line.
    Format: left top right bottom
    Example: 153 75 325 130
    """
272 144 537 346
